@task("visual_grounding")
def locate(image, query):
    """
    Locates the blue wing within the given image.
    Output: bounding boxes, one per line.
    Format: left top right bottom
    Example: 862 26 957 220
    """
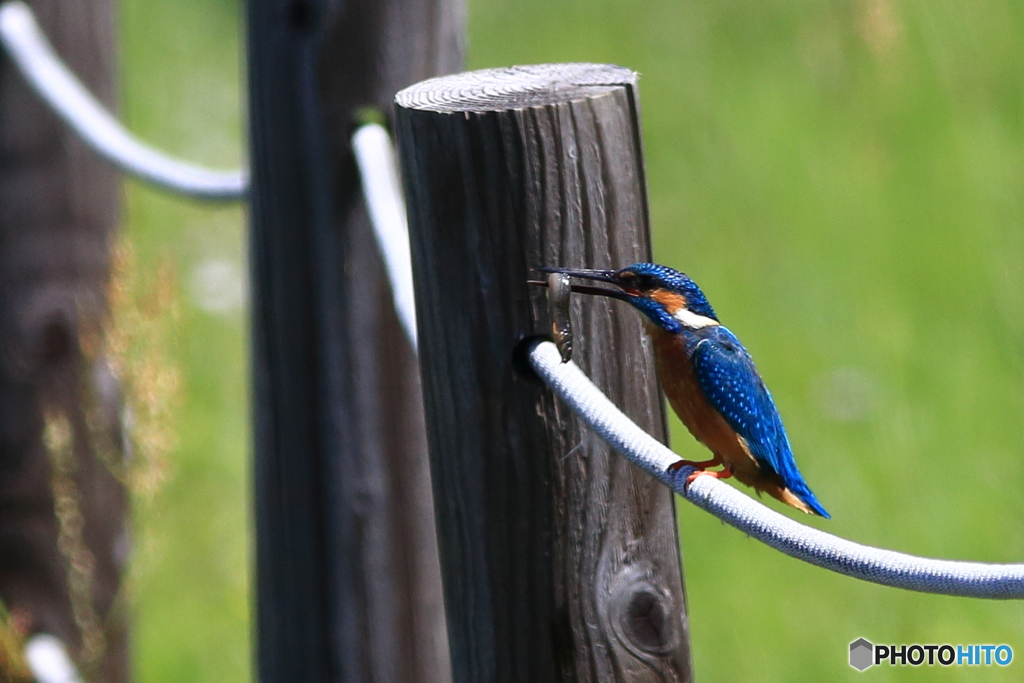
691 326 829 517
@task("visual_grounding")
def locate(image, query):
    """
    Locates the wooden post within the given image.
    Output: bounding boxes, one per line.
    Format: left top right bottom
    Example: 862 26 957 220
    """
396 64 693 683
0 0 127 680
245 1 461 682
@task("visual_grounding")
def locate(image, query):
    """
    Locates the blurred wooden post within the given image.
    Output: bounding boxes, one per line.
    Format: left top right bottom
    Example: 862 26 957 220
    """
396 64 693 683
0 0 128 680
245 1 460 682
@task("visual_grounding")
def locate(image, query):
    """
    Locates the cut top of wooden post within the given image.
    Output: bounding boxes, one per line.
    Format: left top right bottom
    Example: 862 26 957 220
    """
396 63 637 112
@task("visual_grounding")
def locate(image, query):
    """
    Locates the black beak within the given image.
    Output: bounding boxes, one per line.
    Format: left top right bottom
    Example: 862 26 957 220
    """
535 267 618 283
531 267 630 301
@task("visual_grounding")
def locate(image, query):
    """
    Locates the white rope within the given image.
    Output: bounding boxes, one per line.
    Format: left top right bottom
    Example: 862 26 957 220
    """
24 635 84 683
352 123 418 351
0 0 247 200
528 339 1024 599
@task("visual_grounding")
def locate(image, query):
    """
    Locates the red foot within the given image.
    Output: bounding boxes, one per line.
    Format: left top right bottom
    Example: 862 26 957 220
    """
685 464 734 487
666 457 720 473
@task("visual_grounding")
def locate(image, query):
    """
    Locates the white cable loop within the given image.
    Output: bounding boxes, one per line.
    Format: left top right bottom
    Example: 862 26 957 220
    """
0 0 247 200
528 339 1024 600
352 123 418 351
24 635 84 683
0 1 419 339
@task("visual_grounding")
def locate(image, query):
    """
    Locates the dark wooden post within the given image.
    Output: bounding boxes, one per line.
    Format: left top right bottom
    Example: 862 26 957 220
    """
396 64 693 683
0 0 128 680
245 1 461 682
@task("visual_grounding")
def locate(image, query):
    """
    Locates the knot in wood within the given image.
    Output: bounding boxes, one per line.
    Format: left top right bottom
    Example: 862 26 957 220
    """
607 575 680 657
3 289 83 380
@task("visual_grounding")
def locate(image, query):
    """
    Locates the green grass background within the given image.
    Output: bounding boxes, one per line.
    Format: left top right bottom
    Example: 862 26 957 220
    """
119 0 1024 681
119 0 249 681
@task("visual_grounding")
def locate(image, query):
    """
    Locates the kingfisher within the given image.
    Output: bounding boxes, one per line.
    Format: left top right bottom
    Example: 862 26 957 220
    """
538 263 830 518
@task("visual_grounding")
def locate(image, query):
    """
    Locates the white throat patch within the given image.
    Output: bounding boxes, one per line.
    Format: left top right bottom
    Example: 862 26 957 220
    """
672 307 719 330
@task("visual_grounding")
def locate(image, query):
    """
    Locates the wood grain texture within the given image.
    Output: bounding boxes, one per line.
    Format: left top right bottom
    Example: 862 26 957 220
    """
396 63 693 683
0 0 127 680
246 1 460 682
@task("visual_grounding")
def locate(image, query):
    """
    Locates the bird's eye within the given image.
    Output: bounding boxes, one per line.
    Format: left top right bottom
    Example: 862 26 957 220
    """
636 274 656 290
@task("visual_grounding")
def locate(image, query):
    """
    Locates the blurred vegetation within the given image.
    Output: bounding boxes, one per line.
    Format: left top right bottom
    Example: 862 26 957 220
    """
118 0 249 681
116 0 1024 681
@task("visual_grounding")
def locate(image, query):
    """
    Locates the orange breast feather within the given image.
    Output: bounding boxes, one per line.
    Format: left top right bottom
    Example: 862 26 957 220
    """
646 325 762 483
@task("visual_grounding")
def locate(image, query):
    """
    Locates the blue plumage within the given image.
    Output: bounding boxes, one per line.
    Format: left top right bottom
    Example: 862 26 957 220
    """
691 327 830 518
540 261 830 517
623 263 718 322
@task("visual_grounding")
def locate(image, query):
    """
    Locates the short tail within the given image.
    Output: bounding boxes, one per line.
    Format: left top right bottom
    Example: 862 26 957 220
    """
780 480 830 519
